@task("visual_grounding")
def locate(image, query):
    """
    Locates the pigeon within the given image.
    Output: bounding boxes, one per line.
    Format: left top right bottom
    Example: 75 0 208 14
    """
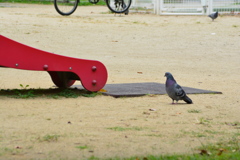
122 2 129 15
124 9 129 15
164 72 193 104
208 11 218 21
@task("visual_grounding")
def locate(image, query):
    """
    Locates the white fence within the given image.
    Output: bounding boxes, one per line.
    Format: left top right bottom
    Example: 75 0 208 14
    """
130 0 240 15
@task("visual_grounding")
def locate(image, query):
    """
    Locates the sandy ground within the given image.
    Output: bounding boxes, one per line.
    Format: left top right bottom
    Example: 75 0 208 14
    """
0 3 240 159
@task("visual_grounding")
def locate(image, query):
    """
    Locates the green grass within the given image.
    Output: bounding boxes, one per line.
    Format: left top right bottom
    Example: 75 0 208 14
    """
0 147 23 156
179 129 226 139
0 0 53 4
143 134 163 137
204 130 222 135
188 109 201 113
76 145 88 150
107 126 144 131
88 151 240 160
197 117 211 125
181 130 207 138
38 134 60 142
0 87 101 99
0 131 239 159
90 136 240 159
0 0 106 6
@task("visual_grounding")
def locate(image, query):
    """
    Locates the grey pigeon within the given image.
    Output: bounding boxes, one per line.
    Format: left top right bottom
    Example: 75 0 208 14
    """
164 72 193 104
208 11 218 21
122 2 129 15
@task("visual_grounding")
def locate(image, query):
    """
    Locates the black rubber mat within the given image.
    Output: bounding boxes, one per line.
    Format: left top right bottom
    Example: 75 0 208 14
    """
73 82 222 98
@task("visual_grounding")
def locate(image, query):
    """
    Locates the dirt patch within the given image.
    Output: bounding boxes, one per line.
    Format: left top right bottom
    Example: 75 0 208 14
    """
0 3 240 159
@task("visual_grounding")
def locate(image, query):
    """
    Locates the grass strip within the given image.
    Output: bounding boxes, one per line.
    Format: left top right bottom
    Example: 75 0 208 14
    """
0 88 100 99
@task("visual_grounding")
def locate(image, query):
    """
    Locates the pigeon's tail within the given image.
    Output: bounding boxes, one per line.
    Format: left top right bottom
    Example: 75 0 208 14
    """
183 96 193 104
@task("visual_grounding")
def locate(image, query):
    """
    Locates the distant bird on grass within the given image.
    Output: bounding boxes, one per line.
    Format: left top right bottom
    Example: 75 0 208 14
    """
164 72 193 104
208 11 218 21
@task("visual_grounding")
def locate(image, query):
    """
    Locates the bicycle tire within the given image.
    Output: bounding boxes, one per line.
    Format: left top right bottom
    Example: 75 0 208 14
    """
89 0 99 4
106 0 131 14
54 0 79 16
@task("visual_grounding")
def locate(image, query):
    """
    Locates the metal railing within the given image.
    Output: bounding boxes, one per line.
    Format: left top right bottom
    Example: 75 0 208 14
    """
130 0 240 15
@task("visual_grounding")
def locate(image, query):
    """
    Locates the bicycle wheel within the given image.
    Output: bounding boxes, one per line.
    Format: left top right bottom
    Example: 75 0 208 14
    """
89 0 99 4
54 0 79 16
106 0 131 14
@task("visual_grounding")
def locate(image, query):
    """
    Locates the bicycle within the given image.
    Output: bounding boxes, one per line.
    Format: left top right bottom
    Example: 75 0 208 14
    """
54 0 132 16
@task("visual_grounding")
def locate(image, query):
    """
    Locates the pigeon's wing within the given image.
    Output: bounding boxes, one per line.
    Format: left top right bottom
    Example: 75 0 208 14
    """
174 84 186 98
208 13 216 19
209 14 213 18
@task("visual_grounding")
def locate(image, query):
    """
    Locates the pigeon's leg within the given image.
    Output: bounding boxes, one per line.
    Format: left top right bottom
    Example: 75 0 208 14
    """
172 99 175 104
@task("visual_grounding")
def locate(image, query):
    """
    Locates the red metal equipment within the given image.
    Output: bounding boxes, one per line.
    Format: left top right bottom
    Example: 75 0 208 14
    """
0 35 108 91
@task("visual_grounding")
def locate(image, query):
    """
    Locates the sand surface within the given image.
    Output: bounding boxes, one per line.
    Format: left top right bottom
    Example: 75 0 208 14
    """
0 3 240 159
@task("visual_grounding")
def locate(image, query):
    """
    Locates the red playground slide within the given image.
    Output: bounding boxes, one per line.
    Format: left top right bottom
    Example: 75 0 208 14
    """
0 35 108 91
